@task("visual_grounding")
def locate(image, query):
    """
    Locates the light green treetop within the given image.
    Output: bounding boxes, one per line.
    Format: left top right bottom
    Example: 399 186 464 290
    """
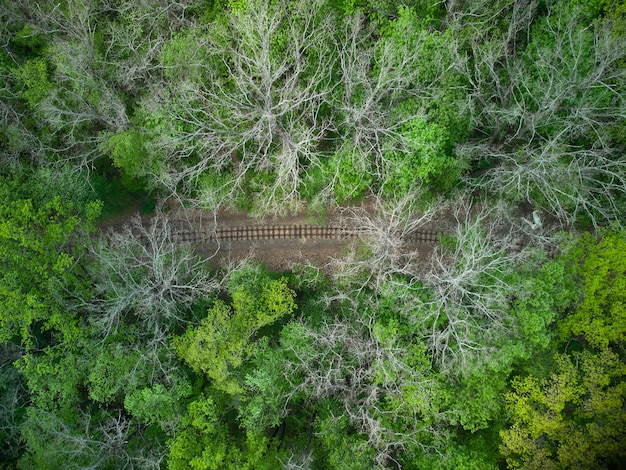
174 276 296 394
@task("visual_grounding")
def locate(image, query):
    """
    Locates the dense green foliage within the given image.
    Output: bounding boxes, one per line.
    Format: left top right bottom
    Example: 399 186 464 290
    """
501 349 626 469
1 0 625 468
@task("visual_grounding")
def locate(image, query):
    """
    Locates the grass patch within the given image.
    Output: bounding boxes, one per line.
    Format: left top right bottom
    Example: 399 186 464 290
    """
306 197 328 225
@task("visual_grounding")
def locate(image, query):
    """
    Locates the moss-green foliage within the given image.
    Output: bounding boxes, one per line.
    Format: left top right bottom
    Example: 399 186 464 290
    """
167 391 282 470
0 195 100 348
327 145 372 203
465 1 626 226
11 58 53 109
559 230 626 348
102 129 154 191
501 349 626 469
384 117 462 194
126 0 472 209
174 275 297 394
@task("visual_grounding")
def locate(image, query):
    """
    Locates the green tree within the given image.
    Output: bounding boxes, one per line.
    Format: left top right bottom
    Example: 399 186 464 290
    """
560 230 626 348
375 7 469 195
384 117 462 193
101 129 154 191
511 256 577 353
0 195 100 348
124 381 192 435
16 346 88 422
167 392 281 470
500 349 626 469
313 407 376 469
11 58 54 109
174 275 296 394
86 344 146 406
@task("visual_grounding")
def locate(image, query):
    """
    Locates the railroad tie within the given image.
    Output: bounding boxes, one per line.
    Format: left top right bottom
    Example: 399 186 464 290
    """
174 223 441 243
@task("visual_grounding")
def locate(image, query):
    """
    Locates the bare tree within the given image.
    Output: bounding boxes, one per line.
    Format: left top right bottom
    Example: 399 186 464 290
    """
0 343 27 464
0 4 47 170
282 311 445 467
12 0 193 173
412 202 526 374
98 0 195 93
20 406 166 469
455 4 626 228
5 1 129 171
445 0 538 64
83 212 221 341
0 98 46 169
145 0 337 214
329 192 529 375
329 188 447 292
278 450 313 470
463 144 626 230
143 2 467 213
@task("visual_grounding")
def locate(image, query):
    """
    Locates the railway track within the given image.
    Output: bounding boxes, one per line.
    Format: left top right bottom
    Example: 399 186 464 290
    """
171 222 440 244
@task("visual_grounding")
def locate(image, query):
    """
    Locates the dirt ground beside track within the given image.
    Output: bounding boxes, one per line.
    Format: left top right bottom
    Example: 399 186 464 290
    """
97 197 458 272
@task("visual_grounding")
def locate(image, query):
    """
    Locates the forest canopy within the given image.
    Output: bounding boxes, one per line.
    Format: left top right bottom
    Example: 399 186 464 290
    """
1 0 625 468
